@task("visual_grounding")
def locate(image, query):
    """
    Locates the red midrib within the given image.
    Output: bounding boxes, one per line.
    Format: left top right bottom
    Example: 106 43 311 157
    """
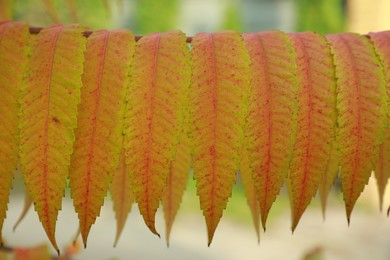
338 35 361 209
42 25 63 240
256 34 271 221
144 33 161 228
83 31 110 233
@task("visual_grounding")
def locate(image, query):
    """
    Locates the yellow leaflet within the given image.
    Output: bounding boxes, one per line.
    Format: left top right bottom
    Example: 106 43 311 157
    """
242 31 297 230
0 21 29 244
369 31 390 211
240 147 260 242
69 29 135 247
110 146 134 247
326 33 387 222
162 135 191 246
287 32 337 231
19 24 87 252
190 31 251 245
124 31 191 236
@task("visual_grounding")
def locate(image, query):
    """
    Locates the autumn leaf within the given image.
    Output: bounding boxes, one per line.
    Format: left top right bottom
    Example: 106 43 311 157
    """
326 33 388 222
368 31 390 211
19 24 87 252
190 31 251 245
240 147 260 242
110 146 134 247
124 31 191 236
69 29 135 247
0 21 30 245
161 135 191 246
287 32 337 230
242 31 297 230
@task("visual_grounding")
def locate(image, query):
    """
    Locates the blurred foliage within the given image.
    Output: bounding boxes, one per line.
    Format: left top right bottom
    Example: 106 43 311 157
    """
12 0 111 29
219 1 243 32
133 0 179 34
296 0 345 34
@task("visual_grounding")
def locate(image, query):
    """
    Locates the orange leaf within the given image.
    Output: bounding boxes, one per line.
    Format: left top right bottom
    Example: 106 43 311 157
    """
19 24 87 252
124 31 191 236
69 29 135 247
110 146 134 247
368 31 390 211
190 31 251 244
13 187 33 232
242 31 298 230
287 32 337 230
14 244 51 260
0 21 29 244
326 33 388 222
161 135 191 246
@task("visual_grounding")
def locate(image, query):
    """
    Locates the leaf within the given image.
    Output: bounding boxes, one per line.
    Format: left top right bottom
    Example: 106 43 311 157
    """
124 31 191 236
161 135 191 246
14 244 51 260
0 21 30 244
13 187 33 232
287 32 337 230
240 148 260 242
242 31 298 230
190 31 251 245
110 146 134 247
319 139 340 219
69 29 135 247
41 0 60 23
19 24 87 252
368 31 390 211
326 33 388 222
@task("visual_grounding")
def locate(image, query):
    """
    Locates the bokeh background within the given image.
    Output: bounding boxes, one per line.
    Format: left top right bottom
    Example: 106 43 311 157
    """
1 0 390 259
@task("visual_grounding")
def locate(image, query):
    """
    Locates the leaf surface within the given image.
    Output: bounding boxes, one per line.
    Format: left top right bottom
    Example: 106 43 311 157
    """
319 139 340 219
190 31 251 244
0 21 29 244
242 31 297 229
110 146 134 247
19 24 87 251
69 29 135 246
162 135 191 246
287 32 337 230
124 31 191 236
326 33 388 221
368 31 390 210
240 147 260 242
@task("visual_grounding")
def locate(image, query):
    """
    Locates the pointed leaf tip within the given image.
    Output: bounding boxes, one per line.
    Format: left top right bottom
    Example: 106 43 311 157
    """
124 31 191 237
242 31 298 229
20 24 87 251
